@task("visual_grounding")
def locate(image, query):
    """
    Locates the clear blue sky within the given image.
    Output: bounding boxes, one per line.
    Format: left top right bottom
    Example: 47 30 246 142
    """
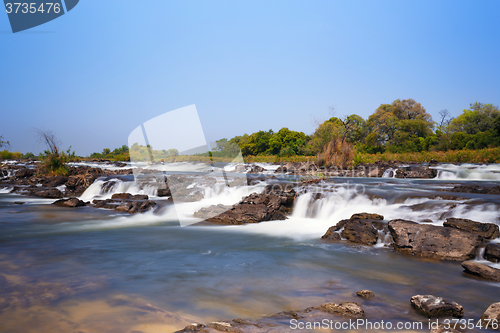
1 0 499 155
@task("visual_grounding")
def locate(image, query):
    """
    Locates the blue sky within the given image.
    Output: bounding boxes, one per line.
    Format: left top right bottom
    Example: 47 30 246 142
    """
1 0 499 155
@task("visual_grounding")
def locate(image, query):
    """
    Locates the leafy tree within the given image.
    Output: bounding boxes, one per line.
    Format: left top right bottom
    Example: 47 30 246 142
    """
450 102 500 135
268 128 307 155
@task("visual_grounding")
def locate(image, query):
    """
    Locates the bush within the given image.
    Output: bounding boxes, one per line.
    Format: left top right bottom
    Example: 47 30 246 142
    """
0 150 22 160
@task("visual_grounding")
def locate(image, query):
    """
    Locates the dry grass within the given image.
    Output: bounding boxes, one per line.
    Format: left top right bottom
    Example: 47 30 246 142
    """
317 138 354 168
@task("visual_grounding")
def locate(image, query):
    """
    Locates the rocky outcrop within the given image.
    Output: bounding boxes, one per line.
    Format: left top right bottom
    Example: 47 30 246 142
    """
15 168 34 179
410 295 464 318
321 213 387 245
111 193 149 200
450 185 500 195
388 220 483 261
28 188 64 199
247 165 265 174
194 204 232 220
93 197 157 214
480 302 500 322
356 290 375 299
461 261 500 282
52 198 86 207
485 244 500 263
443 218 499 240
203 188 295 225
395 167 438 179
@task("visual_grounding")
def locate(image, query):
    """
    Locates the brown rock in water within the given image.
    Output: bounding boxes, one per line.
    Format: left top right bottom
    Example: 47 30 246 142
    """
461 261 500 282
157 188 171 197
388 219 482 261
194 204 232 220
350 213 384 220
28 188 64 199
485 244 500 263
15 168 34 179
480 302 500 322
52 198 86 208
322 216 389 246
306 302 364 318
395 166 438 179
321 227 341 241
111 193 132 200
356 290 375 299
410 295 464 318
450 185 500 195
205 191 294 225
444 218 499 240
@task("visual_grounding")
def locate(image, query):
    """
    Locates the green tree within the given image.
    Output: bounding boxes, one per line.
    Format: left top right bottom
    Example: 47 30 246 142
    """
450 102 500 135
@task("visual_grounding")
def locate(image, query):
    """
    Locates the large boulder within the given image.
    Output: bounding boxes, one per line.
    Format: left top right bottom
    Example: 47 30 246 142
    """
93 198 157 214
388 219 483 261
485 244 500 263
15 168 34 179
321 213 387 245
410 295 464 318
480 302 500 322
52 198 86 208
443 218 499 240
461 261 500 282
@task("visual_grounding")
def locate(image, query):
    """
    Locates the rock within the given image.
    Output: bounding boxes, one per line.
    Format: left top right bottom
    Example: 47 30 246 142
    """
429 159 439 165
307 302 364 318
52 198 86 208
111 193 133 200
461 261 500 282
321 227 341 241
93 198 157 214
128 200 156 213
174 324 209 333
13 201 25 205
356 290 375 299
485 244 500 263
207 321 242 332
450 185 500 195
131 194 149 200
42 176 68 188
350 213 384 220
322 217 389 245
480 302 500 322
395 166 438 179
157 188 171 197
443 218 499 240
410 295 464 318
430 324 462 333
194 204 232 219
205 191 293 225
247 165 265 174
388 219 483 261
28 188 64 199
15 168 34 179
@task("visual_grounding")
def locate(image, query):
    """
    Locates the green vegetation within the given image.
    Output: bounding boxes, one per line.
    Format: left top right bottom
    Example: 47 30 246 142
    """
36 129 76 176
90 145 131 161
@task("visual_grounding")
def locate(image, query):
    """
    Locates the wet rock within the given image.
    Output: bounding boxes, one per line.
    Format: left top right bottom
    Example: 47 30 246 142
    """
410 295 464 318
461 261 500 282
350 213 384 220
443 218 499 240
205 193 286 225
485 244 500 263
306 302 364 318
207 321 242 332
450 185 500 195
52 198 86 208
321 228 341 241
174 323 209 333
157 188 171 197
356 290 375 299
395 166 438 179
247 165 265 174
13 201 25 205
28 188 64 199
194 204 232 219
322 217 389 245
480 302 500 322
42 176 68 188
388 219 483 261
93 198 156 214
111 193 149 200
430 324 461 333
15 168 34 179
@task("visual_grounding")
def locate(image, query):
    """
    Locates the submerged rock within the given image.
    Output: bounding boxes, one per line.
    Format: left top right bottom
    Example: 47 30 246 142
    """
388 219 482 261
306 302 364 318
443 218 499 240
461 261 500 282
480 302 500 322
485 244 500 263
52 198 86 208
410 295 464 318
356 290 375 299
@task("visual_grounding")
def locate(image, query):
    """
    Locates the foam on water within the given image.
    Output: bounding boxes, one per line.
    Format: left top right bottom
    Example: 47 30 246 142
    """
433 164 500 181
